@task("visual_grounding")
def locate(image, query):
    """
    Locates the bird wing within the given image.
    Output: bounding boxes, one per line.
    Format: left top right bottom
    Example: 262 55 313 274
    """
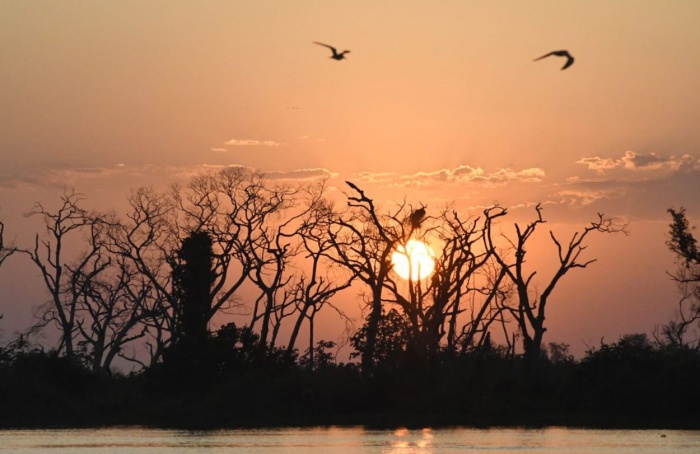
313 42 338 54
561 55 575 70
533 51 556 61
534 50 570 61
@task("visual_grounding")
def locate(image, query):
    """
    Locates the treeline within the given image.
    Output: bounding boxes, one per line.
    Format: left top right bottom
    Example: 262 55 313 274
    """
0 168 698 428
0 331 698 428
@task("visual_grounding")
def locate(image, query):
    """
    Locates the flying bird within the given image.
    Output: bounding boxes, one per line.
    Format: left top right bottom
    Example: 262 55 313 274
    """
533 50 574 70
313 42 350 60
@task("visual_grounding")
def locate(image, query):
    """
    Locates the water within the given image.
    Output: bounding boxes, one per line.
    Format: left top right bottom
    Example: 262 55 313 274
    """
0 427 698 453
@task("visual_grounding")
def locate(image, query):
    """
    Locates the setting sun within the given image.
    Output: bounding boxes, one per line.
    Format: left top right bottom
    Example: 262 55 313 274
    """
391 239 436 281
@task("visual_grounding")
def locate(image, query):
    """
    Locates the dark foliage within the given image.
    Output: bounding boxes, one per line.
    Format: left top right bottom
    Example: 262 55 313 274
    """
172 231 216 344
668 208 700 267
1 329 698 429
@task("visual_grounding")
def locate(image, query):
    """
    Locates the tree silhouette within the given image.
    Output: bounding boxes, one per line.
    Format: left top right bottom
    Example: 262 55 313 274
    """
104 187 179 364
286 196 356 364
0 215 17 270
489 204 628 368
325 182 407 376
667 208 700 267
18 192 150 372
382 207 510 361
350 308 411 367
20 190 101 359
72 248 152 373
172 230 216 344
662 208 700 348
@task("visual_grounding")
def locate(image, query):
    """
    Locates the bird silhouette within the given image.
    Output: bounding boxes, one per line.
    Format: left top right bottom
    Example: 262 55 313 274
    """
409 207 426 229
533 50 574 70
313 42 350 60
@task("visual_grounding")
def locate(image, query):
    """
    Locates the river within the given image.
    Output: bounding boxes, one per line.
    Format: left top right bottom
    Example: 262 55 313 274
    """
0 426 698 453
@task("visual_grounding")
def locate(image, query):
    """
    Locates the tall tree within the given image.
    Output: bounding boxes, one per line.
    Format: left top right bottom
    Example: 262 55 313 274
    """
104 187 179 363
489 204 628 367
172 231 216 344
380 206 510 361
286 197 356 364
325 182 407 376
662 208 700 348
72 254 152 373
0 215 17 270
667 208 700 267
20 190 103 359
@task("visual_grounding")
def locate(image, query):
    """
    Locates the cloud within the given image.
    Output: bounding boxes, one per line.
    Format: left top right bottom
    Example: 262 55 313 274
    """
210 148 227 153
0 163 343 197
262 168 337 181
577 151 698 175
400 165 545 187
576 156 618 172
555 189 623 207
353 171 398 184
224 138 280 147
349 166 545 191
0 164 191 192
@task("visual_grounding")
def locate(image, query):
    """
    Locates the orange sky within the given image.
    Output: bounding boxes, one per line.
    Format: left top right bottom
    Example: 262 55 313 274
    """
1 1 700 358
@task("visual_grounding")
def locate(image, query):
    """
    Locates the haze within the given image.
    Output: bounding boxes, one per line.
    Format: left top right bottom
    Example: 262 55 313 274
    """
1 1 699 358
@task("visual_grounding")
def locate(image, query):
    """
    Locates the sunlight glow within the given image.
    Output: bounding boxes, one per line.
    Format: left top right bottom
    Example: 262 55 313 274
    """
391 239 435 281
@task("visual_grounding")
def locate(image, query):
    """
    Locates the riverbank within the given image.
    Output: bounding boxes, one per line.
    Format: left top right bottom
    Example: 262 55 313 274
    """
1 340 699 431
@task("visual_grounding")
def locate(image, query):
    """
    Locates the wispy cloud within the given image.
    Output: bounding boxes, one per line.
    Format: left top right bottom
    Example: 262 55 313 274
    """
353 171 398 184
0 163 341 193
353 165 545 188
554 188 624 207
402 165 544 187
263 168 337 181
577 151 698 174
224 138 280 147
349 166 546 193
210 148 227 153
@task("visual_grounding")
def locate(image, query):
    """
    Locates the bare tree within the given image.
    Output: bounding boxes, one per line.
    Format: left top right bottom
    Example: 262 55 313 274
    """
20 190 104 359
104 187 178 363
431 207 509 355
378 206 511 361
73 254 152 373
327 184 514 369
325 181 408 376
0 214 16 323
489 204 628 366
17 192 149 371
171 168 308 344
286 197 357 364
0 215 17 269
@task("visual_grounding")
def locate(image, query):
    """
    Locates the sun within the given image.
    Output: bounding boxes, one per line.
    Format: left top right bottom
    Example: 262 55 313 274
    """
391 239 436 281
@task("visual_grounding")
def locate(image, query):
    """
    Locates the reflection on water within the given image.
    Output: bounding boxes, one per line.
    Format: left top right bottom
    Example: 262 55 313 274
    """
0 426 698 453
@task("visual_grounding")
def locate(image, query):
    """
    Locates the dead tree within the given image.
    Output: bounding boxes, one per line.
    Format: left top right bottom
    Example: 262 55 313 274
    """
489 204 628 367
20 190 104 359
0 215 17 269
286 198 356 365
325 181 406 376
73 254 151 373
104 187 178 362
433 207 509 355
382 206 509 360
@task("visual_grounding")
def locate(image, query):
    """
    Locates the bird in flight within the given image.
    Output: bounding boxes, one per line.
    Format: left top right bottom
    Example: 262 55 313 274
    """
533 50 574 70
313 42 350 60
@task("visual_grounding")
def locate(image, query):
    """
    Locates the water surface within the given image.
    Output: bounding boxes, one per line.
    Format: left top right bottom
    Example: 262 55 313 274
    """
1 426 698 453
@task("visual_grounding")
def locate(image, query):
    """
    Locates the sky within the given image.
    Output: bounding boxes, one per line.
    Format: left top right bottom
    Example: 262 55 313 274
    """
1 1 700 357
